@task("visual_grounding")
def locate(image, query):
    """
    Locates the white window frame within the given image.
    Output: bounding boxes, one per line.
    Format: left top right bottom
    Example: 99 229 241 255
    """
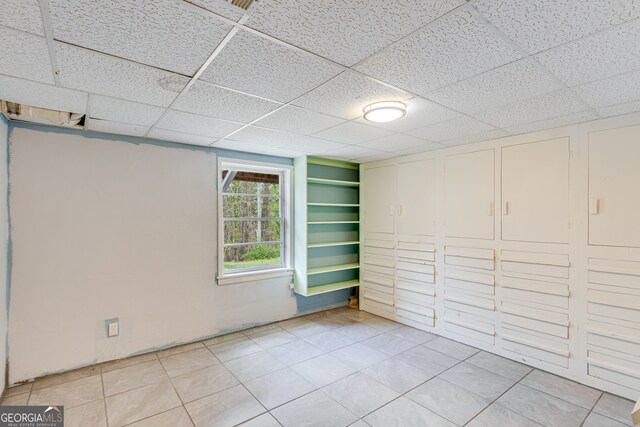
217 158 293 285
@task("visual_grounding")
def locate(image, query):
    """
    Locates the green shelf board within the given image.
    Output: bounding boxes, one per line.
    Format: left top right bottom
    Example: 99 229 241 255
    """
307 203 360 207
308 221 360 225
307 177 360 187
301 280 360 296
307 156 359 170
307 263 360 275
307 241 360 248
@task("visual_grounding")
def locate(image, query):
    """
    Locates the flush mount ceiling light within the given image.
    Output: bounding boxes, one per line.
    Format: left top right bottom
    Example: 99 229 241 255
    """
363 101 406 123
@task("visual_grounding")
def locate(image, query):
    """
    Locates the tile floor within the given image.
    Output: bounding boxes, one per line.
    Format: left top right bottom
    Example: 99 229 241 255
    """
1 307 636 427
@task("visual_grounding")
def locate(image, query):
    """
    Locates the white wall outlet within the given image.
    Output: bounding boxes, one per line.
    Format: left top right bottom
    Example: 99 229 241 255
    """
105 318 119 338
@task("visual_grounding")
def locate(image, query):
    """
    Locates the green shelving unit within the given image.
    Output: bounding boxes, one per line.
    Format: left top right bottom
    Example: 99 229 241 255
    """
294 156 360 296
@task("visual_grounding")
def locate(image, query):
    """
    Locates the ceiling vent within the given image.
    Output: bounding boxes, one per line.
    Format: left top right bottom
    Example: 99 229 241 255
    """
226 0 255 11
1 101 85 129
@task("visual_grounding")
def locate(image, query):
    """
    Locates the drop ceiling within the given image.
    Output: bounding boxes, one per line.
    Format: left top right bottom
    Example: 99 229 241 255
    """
1 0 639 162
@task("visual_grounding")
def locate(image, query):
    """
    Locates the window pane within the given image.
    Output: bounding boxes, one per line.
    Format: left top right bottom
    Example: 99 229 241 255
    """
223 170 280 195
224 243 281 271
224 220 281 245
222 195 280 218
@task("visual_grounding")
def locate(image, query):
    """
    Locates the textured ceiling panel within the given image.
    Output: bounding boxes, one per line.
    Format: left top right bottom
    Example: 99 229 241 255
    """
156 110 243 137
253 106 345 135
354 9 523 95
200 29 343 102
355 151 398 163
407 116 497 142
87 119 150 137
327 145 387 162
0 74 87 113
213 139 305 158
313 121 393 145
49 0 232 76
536 20 640 87
597 101 640 118
246 0 464 66
354 97 461 133
278 138 349 156
473 0 640 54
505 111 599 135
0 27 54 84
476 90 589 128
428 58 563 114
0 0 44 35
443 129 509 147
226 126 347 155
359 134 431 152
184 0 245 22
90 95 165 126
173 81 281 123
56 43 188 107
147 128 216 147
392 142 446 156
293 71 410 120
573 70 640 109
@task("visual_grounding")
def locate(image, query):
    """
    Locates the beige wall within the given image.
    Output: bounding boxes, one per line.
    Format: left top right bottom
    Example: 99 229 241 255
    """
0 118 8 394
7 127 299 383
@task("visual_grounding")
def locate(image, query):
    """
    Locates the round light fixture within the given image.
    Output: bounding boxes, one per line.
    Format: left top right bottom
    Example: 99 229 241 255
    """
363 101 406 123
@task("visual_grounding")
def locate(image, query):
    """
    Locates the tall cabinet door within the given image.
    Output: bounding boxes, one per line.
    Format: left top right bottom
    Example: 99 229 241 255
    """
444 150 495 239
589 125 640 247
397 159 436 236
502 138 570 244
362 165 395 234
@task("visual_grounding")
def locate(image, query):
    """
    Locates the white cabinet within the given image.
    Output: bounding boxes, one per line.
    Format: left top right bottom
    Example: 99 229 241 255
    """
501 138 570 244
397 159 436 236
589 125 640 248
444 149 495 240
362 165 395 234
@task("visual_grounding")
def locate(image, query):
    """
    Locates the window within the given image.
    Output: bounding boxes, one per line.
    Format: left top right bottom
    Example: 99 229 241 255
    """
218 159 292 281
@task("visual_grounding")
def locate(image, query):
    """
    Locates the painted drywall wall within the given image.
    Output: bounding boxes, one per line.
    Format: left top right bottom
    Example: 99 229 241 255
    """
0 116 8 395
6 124 347 383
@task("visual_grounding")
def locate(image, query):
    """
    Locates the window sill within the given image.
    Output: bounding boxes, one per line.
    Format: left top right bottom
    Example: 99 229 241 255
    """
217 268 294 286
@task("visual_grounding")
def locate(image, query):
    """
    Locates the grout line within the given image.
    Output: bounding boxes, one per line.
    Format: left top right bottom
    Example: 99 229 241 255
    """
37 0 61 86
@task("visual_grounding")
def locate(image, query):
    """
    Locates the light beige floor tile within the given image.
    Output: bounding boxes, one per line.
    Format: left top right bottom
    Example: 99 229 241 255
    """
362 357 432 394
339 309 374 322
159 348 219 377
329 343 389 370
223 351 286 382
323 372 398 417
271 390 358 427
283 321 332 339
407 377 490 425
101 353 158 374
2 392 29 406
105 379 181 427
157 342 205 359
361 332 418 356
4 383 33 397
207 337 262 362
582 412 628 427
29 374 103 409
185 384 265 426
364 396 455 427
335 323 382 342
243 324 283 337
103 360 167 396
467 403 543 427
267 339 323 366
248 329 297 350
172 364 238 403
127 406 194 427
467 351 533 381
423 337 479 360
202 331 245 346
521 369 602 409
362 317 404 333
64 399 107 427
244 367 316 409
291 354 356 387
389 325 436 343
33 364 101 390
592 393 636 426
277 317 310 329
302 330 357 353
438 362 515 400
396 345 459 376
238 413 281 426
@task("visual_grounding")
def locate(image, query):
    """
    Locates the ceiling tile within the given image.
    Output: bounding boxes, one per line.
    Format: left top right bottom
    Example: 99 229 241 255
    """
0 0 44 35
0 27 53 84
49 0 233 76
184 0 245 22
56 43 188 107
573 69 640 109
392 142 446 156
505 111 599 135
327 145 387 162
354 9 523 95
147 128 216 147
355 152 398 163
443 129 509 147
354 97 461 132
246 0 464 66
86 119 149 137
0 74 87 113
200 29 343 102
313 121 393 145
473 0 640 54
536 20 640 87
173 81 281 123
475 90 589 128
156 110 243 137
359 134 429 152
596 101 640 118
212 139 305 158
293 71 411 120
407 116 497 142
253 106 345 135
90 95 164 126
226 126 347 156
428 58 563 114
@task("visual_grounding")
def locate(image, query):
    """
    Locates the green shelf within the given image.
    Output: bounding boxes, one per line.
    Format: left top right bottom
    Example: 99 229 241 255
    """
304 280 360 296
307 241 360 249
307 177 360 187
308 221 360 225
307 263 360 275
307 203 359 207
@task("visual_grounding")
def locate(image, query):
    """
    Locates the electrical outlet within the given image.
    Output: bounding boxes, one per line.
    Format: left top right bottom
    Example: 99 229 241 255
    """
105 318 119 338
